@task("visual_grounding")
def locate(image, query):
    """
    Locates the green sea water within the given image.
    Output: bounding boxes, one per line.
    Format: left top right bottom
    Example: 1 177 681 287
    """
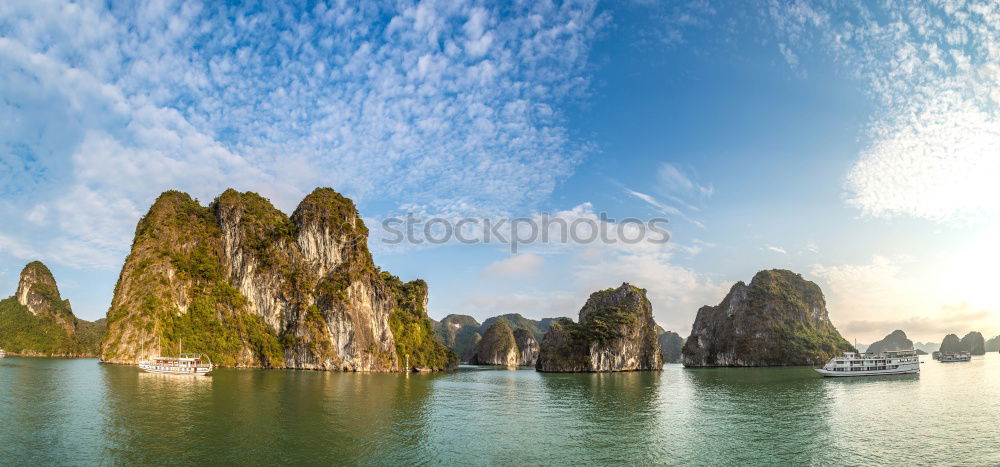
2 354 999 465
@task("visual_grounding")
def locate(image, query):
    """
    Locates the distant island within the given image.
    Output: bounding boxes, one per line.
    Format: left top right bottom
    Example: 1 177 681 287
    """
467 320 539 367
939 332 986 355
433 313 566 363
0 261 105 357
682 269 854 367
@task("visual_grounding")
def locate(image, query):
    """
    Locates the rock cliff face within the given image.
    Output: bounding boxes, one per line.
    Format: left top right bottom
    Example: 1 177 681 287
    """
682 269 854 367
536 283 662 372
514 328 540 366
659 331 684 364
470 320 519 366
15 261 76 335
100 188 455 371
0 262 105 356
866 330 914 354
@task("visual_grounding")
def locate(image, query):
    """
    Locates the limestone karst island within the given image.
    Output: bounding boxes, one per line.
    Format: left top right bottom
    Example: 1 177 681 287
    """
2 1 998 465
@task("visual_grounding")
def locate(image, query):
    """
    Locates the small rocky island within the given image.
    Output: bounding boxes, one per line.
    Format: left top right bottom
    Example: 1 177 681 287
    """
536 283 662 372
866 330 914 354
468 320 539 366
0 261 105 356
682 269 854 367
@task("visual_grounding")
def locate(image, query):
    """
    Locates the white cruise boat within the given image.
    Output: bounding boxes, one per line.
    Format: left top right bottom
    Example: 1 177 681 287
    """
815 350 919 377
938 352 971 363
0 348 6 358
139 354 214 376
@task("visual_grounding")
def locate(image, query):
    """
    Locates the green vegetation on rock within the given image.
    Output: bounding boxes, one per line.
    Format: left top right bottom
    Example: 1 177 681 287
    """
383 272 457 370
682 269 854 367
536 283 662 372
0 298 79 355
0 262 104 356
102 187 451 372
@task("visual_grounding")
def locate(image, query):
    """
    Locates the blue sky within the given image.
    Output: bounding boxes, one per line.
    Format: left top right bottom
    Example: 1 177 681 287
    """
1 1 998 343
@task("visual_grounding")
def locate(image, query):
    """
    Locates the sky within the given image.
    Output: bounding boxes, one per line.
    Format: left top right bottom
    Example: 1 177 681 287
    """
1 0 998 344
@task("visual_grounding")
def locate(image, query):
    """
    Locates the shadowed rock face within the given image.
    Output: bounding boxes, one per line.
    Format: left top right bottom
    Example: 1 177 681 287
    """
434 314 481 362
940 331 986 355
658 331 684 364
536 283 662 372
101 188 455 371
940 334 962 353
960 332 986 355
867 330 914 354
682 269 854 367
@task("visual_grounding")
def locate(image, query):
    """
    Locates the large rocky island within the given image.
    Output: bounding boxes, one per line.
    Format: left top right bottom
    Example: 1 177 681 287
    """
100 188 455 371
682 269 854 367
0 262 105 356
535 283 662 372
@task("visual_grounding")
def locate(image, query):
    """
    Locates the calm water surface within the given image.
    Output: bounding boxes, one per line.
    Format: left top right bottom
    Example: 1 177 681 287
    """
2 355 999 465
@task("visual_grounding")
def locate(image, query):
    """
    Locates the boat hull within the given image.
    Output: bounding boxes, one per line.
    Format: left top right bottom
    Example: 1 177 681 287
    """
815 367 918 377
139 363 212 376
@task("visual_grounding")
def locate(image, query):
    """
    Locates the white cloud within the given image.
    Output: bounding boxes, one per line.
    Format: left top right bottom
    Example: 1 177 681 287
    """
482 253 544 278
765 245 787 255
0 1 608 269
769 1 1000 224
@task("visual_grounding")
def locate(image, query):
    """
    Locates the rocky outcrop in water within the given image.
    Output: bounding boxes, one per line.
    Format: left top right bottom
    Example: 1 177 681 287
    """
960 332 986 355
866 330 914 354
936 332 984 355
939 334 962 353
535 283 662 372
0 262 105 356
659 331 684 364
682 269 854 367
101 188 455 371
470 320 519 366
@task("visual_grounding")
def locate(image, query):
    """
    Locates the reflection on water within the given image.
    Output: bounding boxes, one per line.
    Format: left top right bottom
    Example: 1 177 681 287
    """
3 356 1000 464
